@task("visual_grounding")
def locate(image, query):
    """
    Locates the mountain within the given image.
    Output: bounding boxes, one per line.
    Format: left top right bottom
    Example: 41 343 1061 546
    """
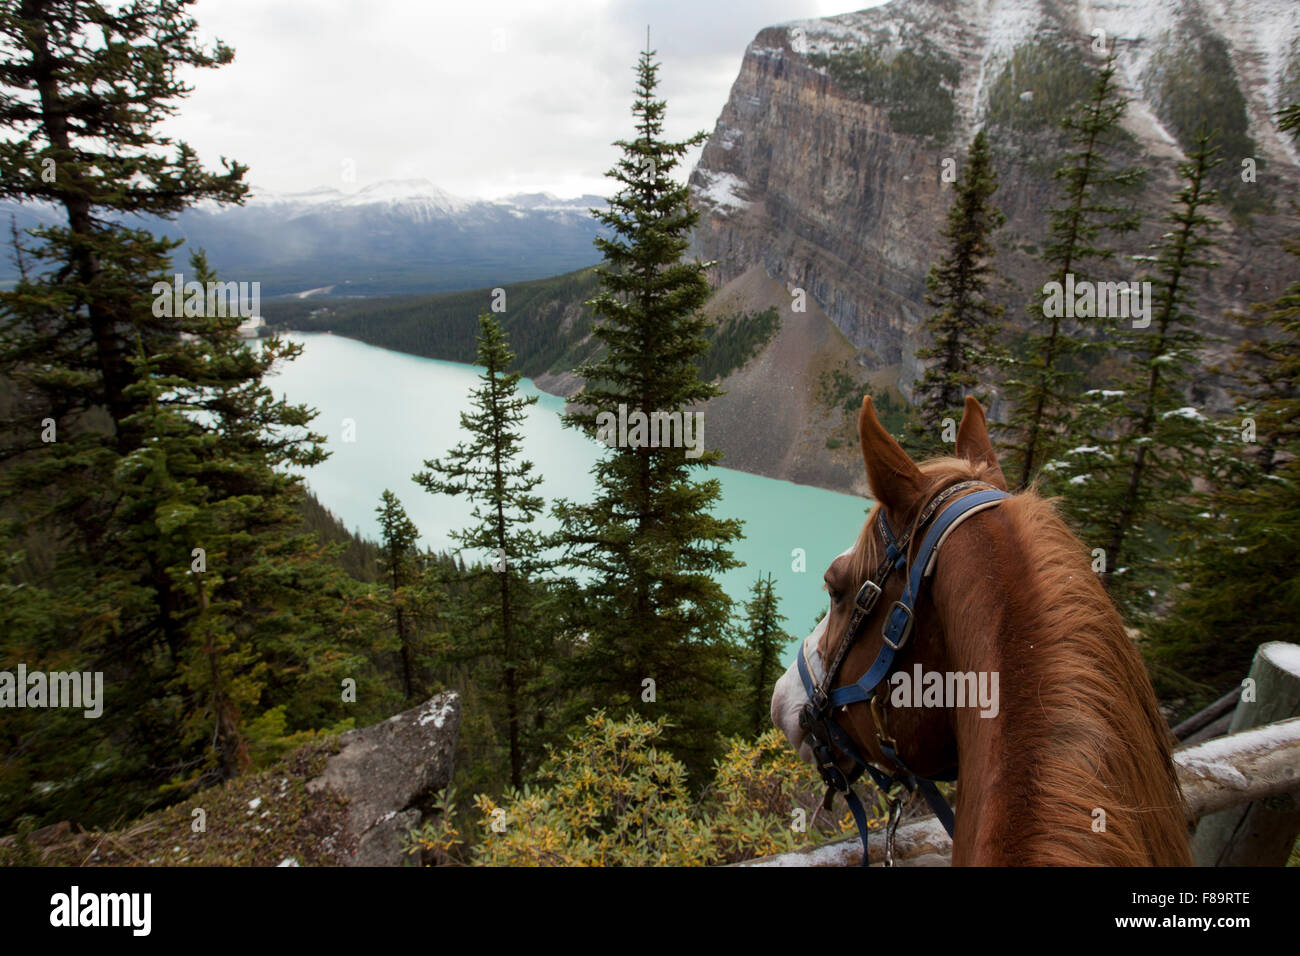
688 0 1300 415
262 266 603 380
0 179 608 297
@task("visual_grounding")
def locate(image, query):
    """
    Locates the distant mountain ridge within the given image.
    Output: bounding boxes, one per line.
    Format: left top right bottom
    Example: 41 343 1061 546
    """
1 179 609 297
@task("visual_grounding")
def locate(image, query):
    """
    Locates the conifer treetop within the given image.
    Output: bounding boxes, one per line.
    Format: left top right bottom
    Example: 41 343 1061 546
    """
0 0 248 216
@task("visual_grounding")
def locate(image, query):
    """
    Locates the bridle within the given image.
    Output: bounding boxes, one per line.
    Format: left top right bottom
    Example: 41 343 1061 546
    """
796 479 1010 866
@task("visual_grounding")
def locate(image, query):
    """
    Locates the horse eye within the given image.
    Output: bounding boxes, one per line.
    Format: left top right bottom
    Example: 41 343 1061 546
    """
824 583 843 603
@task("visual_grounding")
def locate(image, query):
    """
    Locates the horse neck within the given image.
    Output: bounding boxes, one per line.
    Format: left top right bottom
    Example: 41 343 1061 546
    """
929 579 1009 865
931 506 1191 866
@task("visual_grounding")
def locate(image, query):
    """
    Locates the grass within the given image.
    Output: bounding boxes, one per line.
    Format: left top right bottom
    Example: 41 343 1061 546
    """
0 739 353 867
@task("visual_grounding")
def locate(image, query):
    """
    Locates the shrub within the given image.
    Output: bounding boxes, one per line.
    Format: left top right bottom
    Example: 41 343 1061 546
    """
409 712 870 866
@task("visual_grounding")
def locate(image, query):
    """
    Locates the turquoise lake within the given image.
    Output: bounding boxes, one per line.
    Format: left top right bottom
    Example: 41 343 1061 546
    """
269 333 872 664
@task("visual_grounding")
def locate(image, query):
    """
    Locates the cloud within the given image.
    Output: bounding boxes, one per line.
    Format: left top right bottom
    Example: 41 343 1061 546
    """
163 0 859 200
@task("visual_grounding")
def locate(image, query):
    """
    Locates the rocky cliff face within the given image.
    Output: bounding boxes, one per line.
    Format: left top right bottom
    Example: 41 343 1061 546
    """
690 0 1300 402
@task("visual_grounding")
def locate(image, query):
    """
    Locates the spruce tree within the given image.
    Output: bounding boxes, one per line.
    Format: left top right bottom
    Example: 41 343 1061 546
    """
376 489 422 701
907 129 1007 458
1000 49 1145 489
414 313 546 789
1146 105 1300 702
1054 127 1229 620
551 45 743 777
739 574 788 738
0 2 372 823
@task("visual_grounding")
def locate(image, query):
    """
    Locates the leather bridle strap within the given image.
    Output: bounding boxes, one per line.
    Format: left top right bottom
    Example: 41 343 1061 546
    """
797 480 1011 865
828 487 1010 707
815 479 993 696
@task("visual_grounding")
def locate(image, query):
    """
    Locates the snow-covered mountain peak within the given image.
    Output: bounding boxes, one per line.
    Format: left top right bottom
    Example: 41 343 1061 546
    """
340 178 473 216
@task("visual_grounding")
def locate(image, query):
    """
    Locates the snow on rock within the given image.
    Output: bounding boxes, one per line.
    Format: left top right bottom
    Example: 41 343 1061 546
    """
493 192 607 213
716 124 744 151
780 15 874 59
244 185 346 210
1261 641 1300 677
235 179 477 223
692 169 751 212
417 697 456 728
338 178 472 219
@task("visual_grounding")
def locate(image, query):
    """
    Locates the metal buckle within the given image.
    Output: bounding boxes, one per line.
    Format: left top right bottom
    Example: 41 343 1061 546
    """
882 601 914 650
814 744 850 794
870 694 896 751
854 578 883 614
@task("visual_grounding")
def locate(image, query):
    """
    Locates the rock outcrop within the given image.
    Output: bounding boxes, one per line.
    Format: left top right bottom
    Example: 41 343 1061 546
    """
0 692 462 867
692 265 872 495
307 691 461 866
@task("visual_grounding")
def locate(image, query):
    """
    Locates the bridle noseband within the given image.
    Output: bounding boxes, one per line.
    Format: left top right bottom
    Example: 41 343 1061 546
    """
797 479 1010 866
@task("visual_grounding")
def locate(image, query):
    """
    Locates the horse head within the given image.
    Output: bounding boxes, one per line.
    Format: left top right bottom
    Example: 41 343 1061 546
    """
771 394 1006 780
771 394 1191 865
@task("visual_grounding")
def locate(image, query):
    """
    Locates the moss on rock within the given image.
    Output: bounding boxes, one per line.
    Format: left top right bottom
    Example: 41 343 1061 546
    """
810 41 960 140
986 40 1095 133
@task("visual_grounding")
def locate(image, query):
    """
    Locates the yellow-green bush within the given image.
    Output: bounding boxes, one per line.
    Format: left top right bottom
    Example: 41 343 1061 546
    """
702 729 860 863
409 711 874 866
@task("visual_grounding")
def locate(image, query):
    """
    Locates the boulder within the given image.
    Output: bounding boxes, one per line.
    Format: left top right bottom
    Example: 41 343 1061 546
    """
306 691 460 866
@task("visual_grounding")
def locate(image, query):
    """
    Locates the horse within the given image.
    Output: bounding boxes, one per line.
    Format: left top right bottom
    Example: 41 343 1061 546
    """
771 395 1192 865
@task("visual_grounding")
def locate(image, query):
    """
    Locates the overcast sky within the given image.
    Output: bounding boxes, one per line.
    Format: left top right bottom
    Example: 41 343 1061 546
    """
162 0 874 201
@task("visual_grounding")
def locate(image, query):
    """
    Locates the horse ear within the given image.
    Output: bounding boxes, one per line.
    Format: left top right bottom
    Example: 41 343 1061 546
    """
956 396 1007 490
858 396 926 518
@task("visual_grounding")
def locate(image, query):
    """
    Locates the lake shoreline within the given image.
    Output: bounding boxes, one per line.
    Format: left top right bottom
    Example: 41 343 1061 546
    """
273 327 869 500
270 331 872 662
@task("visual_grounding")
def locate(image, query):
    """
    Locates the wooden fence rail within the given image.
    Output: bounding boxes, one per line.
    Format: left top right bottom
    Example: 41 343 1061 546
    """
738 715 1300 867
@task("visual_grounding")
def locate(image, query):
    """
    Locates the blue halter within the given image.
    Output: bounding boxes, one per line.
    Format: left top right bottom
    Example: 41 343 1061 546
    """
796 482 1010 865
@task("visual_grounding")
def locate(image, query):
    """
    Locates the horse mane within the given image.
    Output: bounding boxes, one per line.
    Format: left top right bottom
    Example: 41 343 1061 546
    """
853 457 1192 865
991 488 1191 864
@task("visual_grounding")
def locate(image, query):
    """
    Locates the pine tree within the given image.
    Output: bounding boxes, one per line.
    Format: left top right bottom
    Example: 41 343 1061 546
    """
414 313 546 789
739 574 788 738
376 489 422 700
1145 105 1300 703
1000 49 1145 489
0 3 374 824
551 45 743 777
907 129 1007 458
1054 127 1229 620
0 0 247 447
